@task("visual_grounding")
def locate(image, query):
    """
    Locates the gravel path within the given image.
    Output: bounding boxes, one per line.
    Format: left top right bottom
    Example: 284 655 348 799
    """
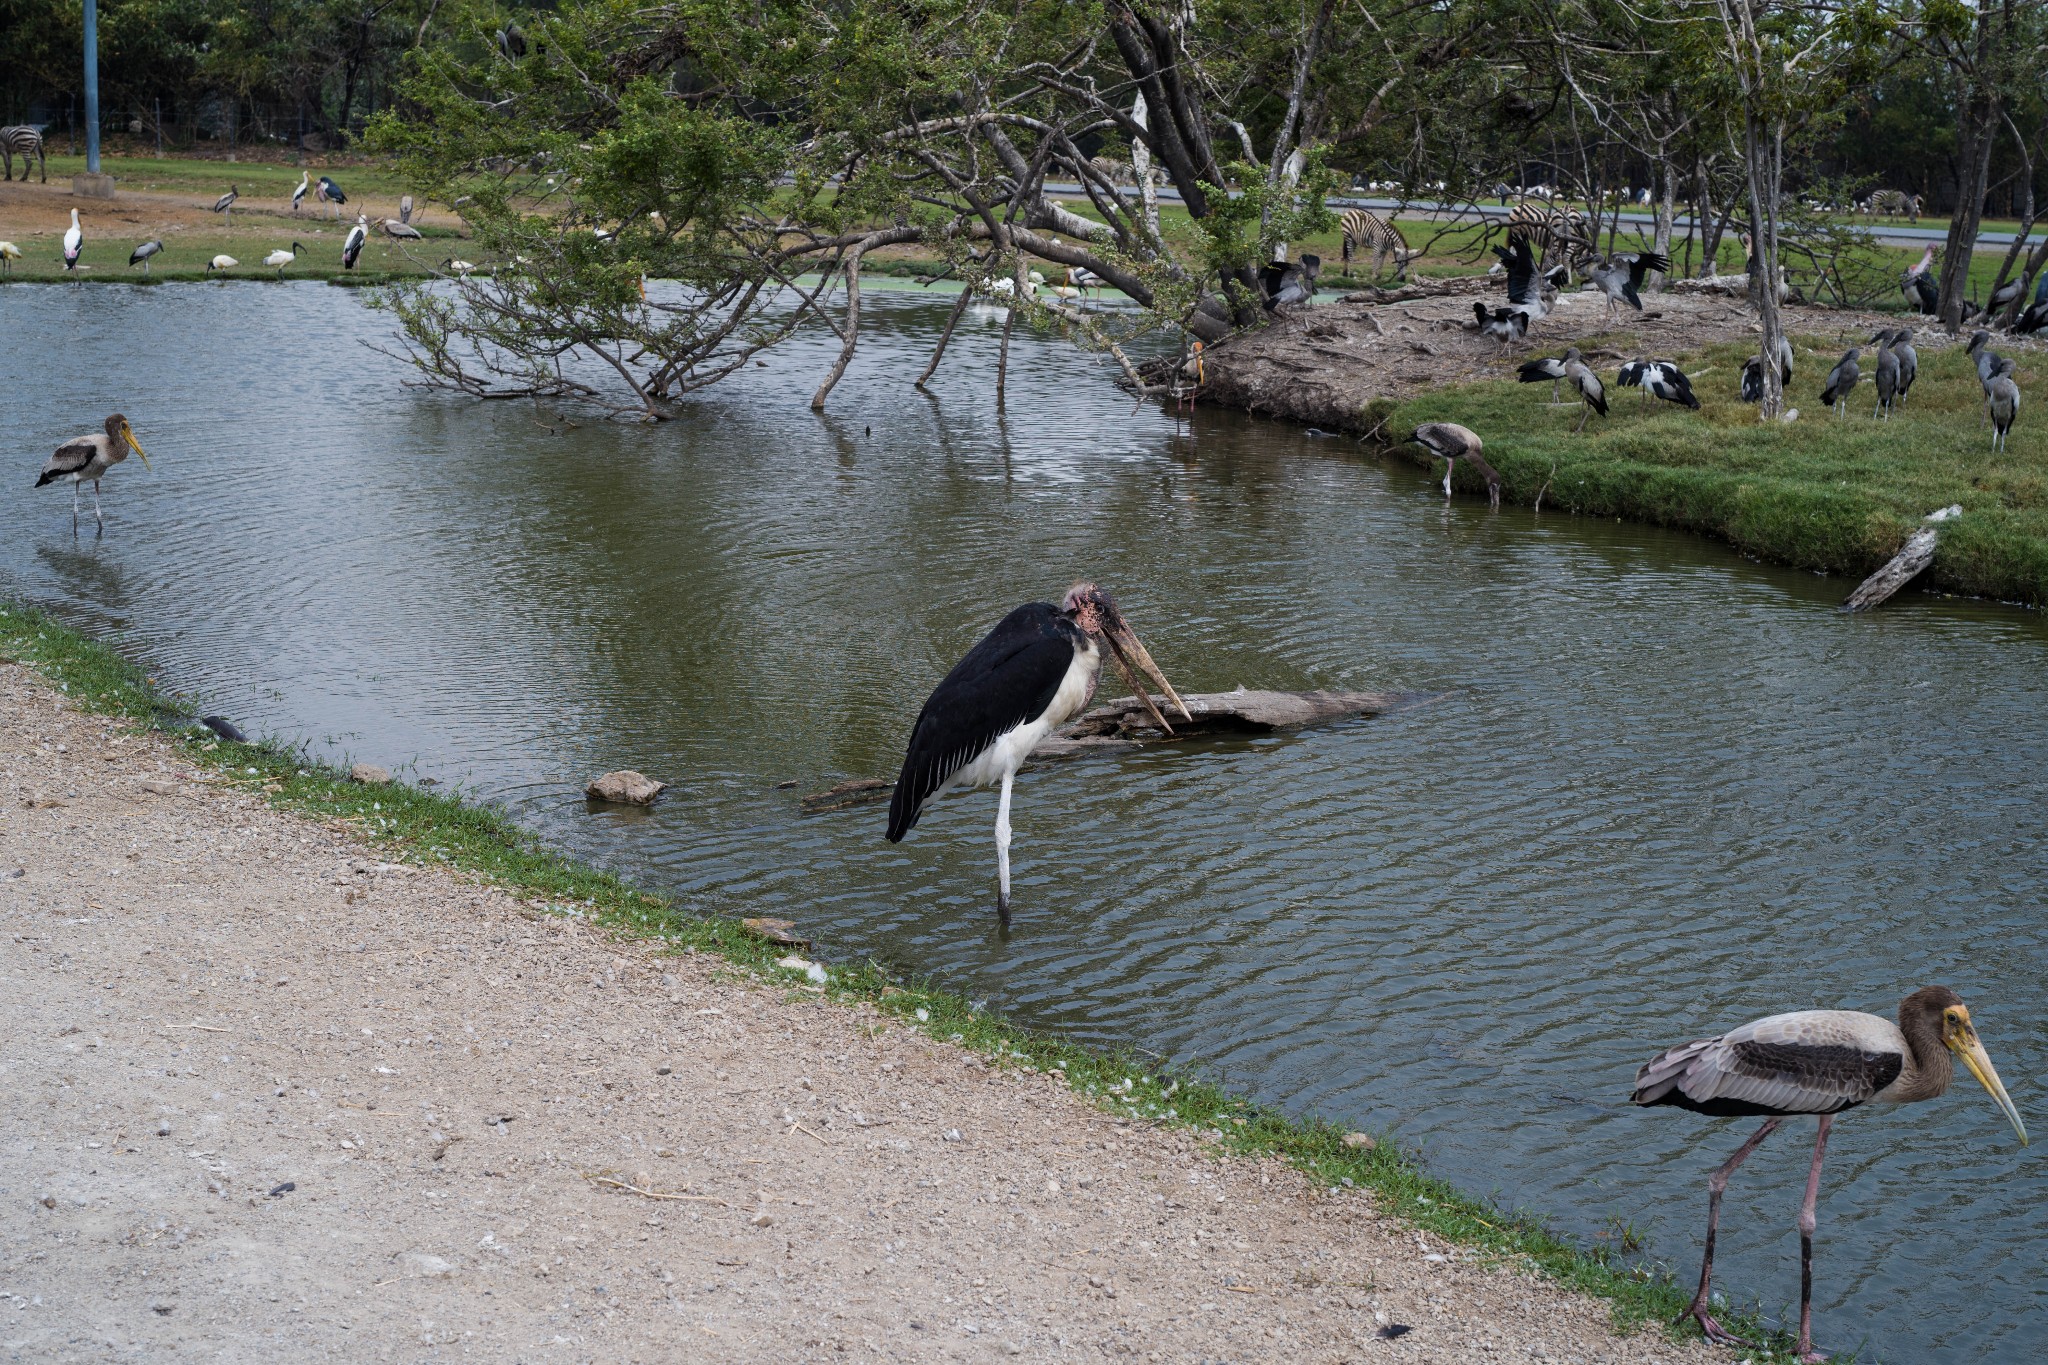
0 662 1720 1363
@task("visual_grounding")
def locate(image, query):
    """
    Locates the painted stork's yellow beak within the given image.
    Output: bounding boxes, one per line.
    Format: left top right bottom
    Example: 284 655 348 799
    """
1947 1010 2027 1145
123 426 151 470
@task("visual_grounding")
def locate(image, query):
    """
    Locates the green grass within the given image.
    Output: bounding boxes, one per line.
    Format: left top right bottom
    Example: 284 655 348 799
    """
26 150 416 203
1386 334 2046 606
0 593 1826 1360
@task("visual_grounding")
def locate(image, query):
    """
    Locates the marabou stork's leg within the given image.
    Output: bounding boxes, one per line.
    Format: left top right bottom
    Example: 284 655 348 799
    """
1795 1115 1833 1363
1681 1117 1781 1347
994 771 1014 927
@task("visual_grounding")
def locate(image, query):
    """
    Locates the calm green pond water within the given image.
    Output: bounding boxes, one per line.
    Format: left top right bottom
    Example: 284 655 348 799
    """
4 283 2045 1362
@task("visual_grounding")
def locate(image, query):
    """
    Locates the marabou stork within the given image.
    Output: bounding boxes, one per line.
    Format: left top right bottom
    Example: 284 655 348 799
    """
62 209 82 271
1988 373 2020 453
1617 359 1699 410
886 584 1189 926
0 240 19 273
128 239 162 275
1472 302 1528 354
342 214 368 271
1872 335 1901 419
1584 250 1670 320
1635 986 2025 1362
204 254 237 273
291 171 310 215
1409 423 1500 508
212 185 239 223
263 242 304 279
1902 245 1937 314
35 414 151 531
1819 347 1861 418
316 176 347 220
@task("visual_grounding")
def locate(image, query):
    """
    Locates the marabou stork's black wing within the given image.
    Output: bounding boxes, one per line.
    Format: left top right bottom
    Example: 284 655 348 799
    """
886 604 1081 842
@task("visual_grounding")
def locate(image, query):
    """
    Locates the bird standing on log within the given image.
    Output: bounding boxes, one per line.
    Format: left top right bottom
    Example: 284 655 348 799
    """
1820 347 1861 418
1409 423 1500 508
1634 986 2025 1363
886 584 1189 926
35 414 151 532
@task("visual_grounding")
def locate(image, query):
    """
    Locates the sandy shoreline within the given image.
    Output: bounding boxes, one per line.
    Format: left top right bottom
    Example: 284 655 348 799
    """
0 659 1719 1362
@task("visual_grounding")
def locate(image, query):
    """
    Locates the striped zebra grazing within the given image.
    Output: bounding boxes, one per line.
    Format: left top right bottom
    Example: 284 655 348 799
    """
1 126 46 184
1860 189 1922 222
1505 200 1588 255
1339 207 1413 278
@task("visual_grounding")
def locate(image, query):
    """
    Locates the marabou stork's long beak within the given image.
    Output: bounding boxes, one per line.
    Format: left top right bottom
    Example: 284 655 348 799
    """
1947 1010 2027 1145
1101 617 1191 735
123 426 151 471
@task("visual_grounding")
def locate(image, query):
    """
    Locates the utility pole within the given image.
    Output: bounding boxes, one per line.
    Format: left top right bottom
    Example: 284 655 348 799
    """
75 0 115 196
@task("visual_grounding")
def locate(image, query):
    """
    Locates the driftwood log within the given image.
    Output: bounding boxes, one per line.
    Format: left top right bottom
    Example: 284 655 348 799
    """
1339 275 1494 305
1843 505 1961 611
798 687 1411 814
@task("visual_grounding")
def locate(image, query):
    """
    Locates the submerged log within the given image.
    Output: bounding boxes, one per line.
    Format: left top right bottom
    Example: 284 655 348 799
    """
796 687 1411 813
1843 505 1961 612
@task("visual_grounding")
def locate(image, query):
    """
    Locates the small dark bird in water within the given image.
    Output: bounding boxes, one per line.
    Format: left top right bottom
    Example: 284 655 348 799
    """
200 715 248 743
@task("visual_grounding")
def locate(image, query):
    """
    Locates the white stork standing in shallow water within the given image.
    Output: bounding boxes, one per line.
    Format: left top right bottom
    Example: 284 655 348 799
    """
886 584 1189 925
1635 986 2025 1363
35 414 151 531
62 209 82 271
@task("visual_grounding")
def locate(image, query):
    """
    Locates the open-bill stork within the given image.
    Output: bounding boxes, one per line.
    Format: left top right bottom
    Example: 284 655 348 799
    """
1472 302 1527 354
63 209 82 271
2019 297 2048 336
212 184 239 223
1517 345 1579 403
380 217 424 243
1888 328 1918 405
1585 250 1670 320
342 214 368 271
1617 359 1699 410
316 176 347 220
1872 335 1901 419
1409 423 1499 508
886 584 1189 925
291 171 310 214
1635 986 2025 1362
1820 347 1861 418
128 239 162 275
35 414 151 531
1494 235 1565 331
1988 373 2020 453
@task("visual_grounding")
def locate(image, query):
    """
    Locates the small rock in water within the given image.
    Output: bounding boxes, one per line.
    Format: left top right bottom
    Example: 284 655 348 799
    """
200 715 248 743
349 763 392 785
585 770 666 805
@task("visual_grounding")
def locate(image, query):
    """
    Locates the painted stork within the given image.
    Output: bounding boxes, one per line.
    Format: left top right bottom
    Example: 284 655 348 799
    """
380 218 424 242
1635 986 2024 1362
1409 423 1499 508
1902 245 1937 314
0 240 19 273
885 584 1189 925
1872 336 1901 419
1584 250 1670 320
63 209 82 271
204 254 237 273
128 239 162 275
1819 347 1861 418
212 185 239 223
316 176 347 220
1617 359 1699 410
263 242 304 279
342 214 368 271
1472 302 1528 354
35 414 151 531
1988 374 2020 453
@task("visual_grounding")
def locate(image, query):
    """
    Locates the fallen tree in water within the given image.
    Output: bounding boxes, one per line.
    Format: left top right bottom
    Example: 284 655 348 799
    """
799 687 1412 813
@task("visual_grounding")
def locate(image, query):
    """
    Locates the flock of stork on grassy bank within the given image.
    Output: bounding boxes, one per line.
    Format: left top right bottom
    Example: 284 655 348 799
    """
16 181 2036 1364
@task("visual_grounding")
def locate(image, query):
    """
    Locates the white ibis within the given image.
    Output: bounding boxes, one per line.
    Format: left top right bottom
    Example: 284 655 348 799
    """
1635 985 2024 1362
1988 373 2020 453
129 240 163 275
63 209 82 271
35 414 151 531
1409 423 1500 508
1819 347 1861 418
342 214 368 271
205 254 237 273
441 258 477 275
1472 302 1528 354
292 171 310 214
886 584 1188 925
1617 359 1699 410
316 176 347 220
1902 245 1937 314
212 185 239 223
0 240 19 273
1584 250 1670 320
263 242 304 278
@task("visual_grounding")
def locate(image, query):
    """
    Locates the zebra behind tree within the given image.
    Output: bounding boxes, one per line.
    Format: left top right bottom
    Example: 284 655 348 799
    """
1339 208 1414 279
1 126 46 184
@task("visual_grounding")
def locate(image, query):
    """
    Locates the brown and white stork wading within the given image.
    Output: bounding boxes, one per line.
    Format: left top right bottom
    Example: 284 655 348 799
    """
35 414 152 532
1634 986 2026 1363
886 585 1189 926
1409 423 1499 508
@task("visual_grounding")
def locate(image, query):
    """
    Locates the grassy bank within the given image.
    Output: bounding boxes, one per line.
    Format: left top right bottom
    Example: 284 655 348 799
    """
0 226 449 284
1386 334 2047 607
0 595 1816 1360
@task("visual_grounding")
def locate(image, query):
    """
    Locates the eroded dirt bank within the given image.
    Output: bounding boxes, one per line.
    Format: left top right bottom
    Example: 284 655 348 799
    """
0 661 1718 1363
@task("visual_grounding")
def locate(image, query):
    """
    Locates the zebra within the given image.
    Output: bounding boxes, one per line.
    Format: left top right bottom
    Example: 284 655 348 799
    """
1 126 46 184
1504 200 1589 278
1339 207 1413 278
1861 189 1922 222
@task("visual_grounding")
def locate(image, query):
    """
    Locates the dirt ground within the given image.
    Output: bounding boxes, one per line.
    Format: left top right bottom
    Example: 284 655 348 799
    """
1193 278 2029 432
0 660 1724 1364
0 176 404 240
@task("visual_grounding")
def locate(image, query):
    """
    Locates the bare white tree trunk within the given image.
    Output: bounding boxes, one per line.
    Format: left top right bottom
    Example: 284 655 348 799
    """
1651 160 1677 292
1129 93 1161 241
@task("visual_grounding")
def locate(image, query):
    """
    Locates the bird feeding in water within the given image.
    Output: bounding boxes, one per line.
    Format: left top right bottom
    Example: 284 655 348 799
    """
128 239 163 275
35 414 152 532
886 584 1189 926
1633 986 2025 1362
263 242 304 279
1409 423 1500 509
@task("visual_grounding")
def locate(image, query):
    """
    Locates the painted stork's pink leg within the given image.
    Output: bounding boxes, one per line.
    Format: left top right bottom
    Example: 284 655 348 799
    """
1681 1117 1781 1347
1795 1115 1834 1363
